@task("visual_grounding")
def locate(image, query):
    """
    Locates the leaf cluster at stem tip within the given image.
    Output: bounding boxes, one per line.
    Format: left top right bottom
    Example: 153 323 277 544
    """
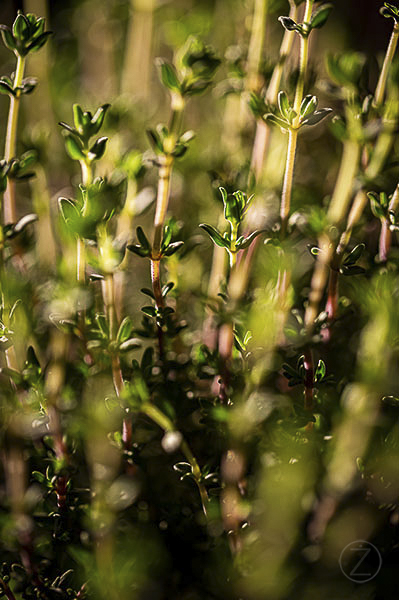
200 187 265 257
59 103 110 163
0 11 51 57
279 3 333 37
157 36 221 99
127 222 184 259
264 91 332 131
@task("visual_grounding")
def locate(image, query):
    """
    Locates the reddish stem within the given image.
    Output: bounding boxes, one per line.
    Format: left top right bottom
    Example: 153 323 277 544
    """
323 268 339 342
150 258 165 358
379 218 391 263
0 578 16 600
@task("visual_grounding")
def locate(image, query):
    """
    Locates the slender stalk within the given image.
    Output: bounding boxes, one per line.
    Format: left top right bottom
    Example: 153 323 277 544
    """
141 401 209 516
121 0 156 101
325 88 398 318
103 272 129 448
150 103 183 356
280 128 298 237
152 159 173 260
46 330 69 511
4 55 26 224
246 0 268 94
374 22 399 107
251 2 298 180
280 0 313 237
266 1 298 105
0 578 16 600
77 161 93 285
150 258 164 357
305 139 360 333
326 140 360 227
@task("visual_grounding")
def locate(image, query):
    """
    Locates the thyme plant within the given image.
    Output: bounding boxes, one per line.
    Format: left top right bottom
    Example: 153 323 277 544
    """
1 2 399 599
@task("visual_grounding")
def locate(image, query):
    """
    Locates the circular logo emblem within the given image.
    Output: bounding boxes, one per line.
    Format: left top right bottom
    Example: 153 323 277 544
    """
339 540 382 583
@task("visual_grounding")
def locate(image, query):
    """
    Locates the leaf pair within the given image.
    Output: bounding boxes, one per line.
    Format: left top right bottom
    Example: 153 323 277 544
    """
264 92 332 131
0 75 37 97
147 125 195 157
279 3 333 37
59 103 110 162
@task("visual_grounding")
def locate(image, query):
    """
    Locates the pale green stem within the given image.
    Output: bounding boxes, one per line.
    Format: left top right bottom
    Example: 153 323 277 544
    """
4 55 26 224
152 157 172 260
103 272 124 398
141 401 209 516
246 0 268 93
280 0 313 236
305 140 360 332
229 225 238 269
293 1 313 120
251 4 298 180
326 140 361 226
374 22 399 108
77 160 93 284
266 2 299 104
150 104 184 358
280 127 298 237
2 56 26 373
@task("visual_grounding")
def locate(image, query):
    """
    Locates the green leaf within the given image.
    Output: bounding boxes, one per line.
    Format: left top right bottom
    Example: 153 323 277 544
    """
59 121 78 136
116 316 133 343
18 77 37 94
64 134 85 161
381 3 399 21
0 78 15 96
0 26 17 52
141 288 155 299
278 16 298 31
127 244 149 258
73 104 84 135
18 150 37 170
263 113 290 130
368 192 386 219
13 213 38 236
300 95 317 119
309 3 333 29
235 229 265 250
343 243 365 266
219 187 228 205
88 136 108 161
278 91 290 119
301 108 332 126
163 241 184 256
32 471 45 484
95 314 109 338
199 223 230 248
142 306 156 317
162 282 174 297
136 226 151 251
340 264 366 276
90 103 110 134
315 359 326 382
307 245 321 257
179 130 195 144
157 59 181 92
13 13 30 43
58 197 80 228
27 31 52 53
161 225 173 251
119 338 141 352
147 129 163 153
